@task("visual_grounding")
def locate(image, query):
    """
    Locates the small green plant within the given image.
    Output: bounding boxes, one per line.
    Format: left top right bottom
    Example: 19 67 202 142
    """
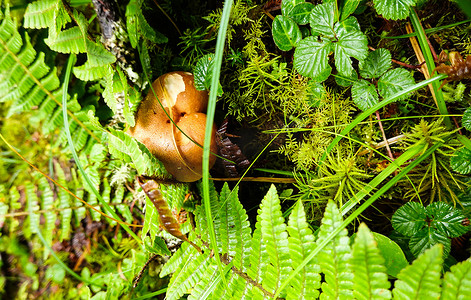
351 48 416 111
391 201 469 258
273 0 368 81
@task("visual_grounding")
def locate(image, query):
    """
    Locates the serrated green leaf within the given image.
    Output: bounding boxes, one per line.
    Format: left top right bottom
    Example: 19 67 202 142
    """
378 68 415 100
336 16 361 32
463 107 471 130
373 0 417 20
339 0 361 20
352 79 379 111
441 259 471 300
310 2 336 38
451 147 471 174
409 227 450 258
393 244 443 300
360 48 392 79
372 232 408 278
334 26 368 76
351 224 392 299
288 3 314 25
425 202 468 238
293 36 332 81
272 15 303 51
391 202 426 236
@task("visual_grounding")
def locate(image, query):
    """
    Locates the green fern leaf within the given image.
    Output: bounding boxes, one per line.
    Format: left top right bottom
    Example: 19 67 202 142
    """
23 0 69 31
160 242 192 278
317 200 354 299
166 250 211 300
220 184 252 271
142 195 163 242
25 182 40 237
392 244 443 300
106 128 167 177
441 258 471 300
102 178 116 226
38 177 56 259
245 225 268 299
0 186 8 230
286 200 320 299
257 185 292 296
45 26 86 54
351 223 391 299
187 264 219 300
54 162 72 241
74 61 112 82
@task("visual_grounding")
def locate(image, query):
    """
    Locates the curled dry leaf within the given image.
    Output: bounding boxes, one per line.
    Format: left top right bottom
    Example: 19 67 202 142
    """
434 51 471 88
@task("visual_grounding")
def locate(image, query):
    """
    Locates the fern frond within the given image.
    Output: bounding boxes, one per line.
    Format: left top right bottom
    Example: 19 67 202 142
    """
244 225 268 299
441 258 471 299
25 181 40 237
160 242 192 278
0 185 8 229
106 128 167 177
166 249 211 300
257 185 291 296
23 0 69 31
38 177 56 259
220 184 252 271
54 161 72 241
286 200 320 300
351 223 391 300
317 200 353 299
186 263 219 300
392 244 443 300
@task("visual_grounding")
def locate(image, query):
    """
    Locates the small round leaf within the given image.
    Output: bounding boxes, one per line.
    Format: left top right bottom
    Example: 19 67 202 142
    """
272 15 303 51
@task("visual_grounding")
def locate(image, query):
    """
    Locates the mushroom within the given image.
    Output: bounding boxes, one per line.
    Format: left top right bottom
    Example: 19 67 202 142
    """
129 71 218 182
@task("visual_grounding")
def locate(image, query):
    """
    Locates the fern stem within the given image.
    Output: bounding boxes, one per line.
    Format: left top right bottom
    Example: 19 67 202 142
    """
61 54 142 244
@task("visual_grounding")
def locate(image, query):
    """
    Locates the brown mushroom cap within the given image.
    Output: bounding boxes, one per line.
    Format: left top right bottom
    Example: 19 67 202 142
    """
128 71 217 182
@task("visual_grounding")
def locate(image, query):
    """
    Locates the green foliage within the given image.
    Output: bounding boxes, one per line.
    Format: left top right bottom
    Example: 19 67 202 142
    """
373 0 417 20
277 1 368 81
352 48 415 111
160 182 471 299
391 201 469 258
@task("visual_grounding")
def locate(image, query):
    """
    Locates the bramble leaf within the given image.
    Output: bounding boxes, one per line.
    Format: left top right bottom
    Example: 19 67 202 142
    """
193 53 223 96
463 107 471 130
391 202 426 236
272 15 303 51
360 48 392 79
309 2 336 38
373 0 417 20
333 25 368 76
409 227 450 258
352 79 378 111
425 202 468 238
293 36 332 81
378 68 415 100
451 147 471 174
